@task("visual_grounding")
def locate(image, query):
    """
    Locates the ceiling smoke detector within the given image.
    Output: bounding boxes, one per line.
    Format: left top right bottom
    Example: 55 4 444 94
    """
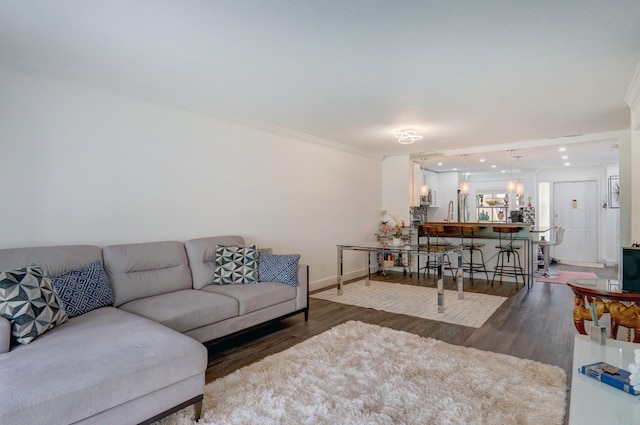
395 129 423 144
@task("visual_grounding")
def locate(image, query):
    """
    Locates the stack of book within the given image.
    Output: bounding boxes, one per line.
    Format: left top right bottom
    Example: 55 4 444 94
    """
579 362 640 396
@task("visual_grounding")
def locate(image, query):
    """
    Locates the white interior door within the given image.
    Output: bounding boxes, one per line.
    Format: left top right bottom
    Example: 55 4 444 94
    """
552 180 598 262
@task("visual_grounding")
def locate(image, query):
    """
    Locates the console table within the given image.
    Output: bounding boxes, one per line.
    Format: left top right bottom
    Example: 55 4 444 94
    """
336 243 463 313
567 279 640 342
569 334 640 424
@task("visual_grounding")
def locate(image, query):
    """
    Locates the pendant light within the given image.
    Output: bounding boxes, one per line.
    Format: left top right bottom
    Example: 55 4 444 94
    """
459 154 470 194
505 150 517 193
420 158 429 205
515 155 525 195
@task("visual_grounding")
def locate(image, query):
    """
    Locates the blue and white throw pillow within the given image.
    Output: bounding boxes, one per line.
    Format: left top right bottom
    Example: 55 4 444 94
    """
51 260 114 318
213 245 259 285
0 265 69 344
258 253 301 286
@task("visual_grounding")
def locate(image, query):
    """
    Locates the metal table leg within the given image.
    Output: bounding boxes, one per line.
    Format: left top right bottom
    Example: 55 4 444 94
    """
337 246 344 295
437 252 445 313
457 250 464 299
365 251 371 286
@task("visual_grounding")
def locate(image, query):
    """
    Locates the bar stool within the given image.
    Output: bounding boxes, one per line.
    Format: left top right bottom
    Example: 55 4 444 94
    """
460 224 489 283
418 224 457 280
491 226 526 287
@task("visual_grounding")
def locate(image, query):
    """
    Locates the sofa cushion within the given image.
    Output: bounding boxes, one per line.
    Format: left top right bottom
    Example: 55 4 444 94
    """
119 289 239 332
258 253 301 286
213 245 258 285
0 307 206 425
0 245 104 280
185 235 246 290
203 282 296 315
103 241 192 306
0 265 68 344
51 260 114 318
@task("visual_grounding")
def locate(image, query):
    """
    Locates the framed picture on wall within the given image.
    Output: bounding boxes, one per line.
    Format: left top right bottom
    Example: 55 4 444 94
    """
608 175 620 209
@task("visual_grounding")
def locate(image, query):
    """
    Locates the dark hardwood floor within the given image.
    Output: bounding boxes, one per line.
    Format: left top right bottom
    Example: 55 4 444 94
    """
203 263 617 423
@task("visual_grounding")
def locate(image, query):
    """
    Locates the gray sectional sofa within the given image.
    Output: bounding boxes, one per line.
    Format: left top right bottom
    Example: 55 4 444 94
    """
0 235 309 425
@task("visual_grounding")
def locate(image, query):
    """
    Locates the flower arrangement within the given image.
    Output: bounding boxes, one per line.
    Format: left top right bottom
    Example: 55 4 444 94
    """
379 210 404 239
379 223 392 236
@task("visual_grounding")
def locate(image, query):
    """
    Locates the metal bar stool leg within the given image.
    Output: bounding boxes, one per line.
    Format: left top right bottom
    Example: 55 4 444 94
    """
491 226 525 288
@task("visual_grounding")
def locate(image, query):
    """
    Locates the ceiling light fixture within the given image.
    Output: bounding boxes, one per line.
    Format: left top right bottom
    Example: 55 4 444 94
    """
395 129 423 144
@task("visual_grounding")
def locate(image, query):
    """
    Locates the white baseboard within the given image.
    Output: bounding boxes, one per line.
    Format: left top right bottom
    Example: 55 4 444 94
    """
309 268 368 292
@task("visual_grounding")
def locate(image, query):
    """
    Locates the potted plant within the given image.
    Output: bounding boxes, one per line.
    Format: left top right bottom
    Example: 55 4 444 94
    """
393 226 403 246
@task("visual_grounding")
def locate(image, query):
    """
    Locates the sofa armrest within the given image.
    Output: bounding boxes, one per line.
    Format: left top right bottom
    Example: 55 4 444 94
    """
0 316 10 354
297 264 308 287
296 264 309 313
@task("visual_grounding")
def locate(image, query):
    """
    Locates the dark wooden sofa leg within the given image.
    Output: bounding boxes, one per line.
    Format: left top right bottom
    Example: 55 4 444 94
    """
304 307 309 321
194 399 203 422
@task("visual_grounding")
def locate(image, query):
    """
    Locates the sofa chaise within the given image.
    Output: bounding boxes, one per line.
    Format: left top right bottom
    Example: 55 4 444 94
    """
0 235 309 425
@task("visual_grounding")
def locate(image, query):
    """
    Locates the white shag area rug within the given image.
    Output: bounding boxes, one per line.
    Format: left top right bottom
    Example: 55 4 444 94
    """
157 321 567 425
311 280 507 328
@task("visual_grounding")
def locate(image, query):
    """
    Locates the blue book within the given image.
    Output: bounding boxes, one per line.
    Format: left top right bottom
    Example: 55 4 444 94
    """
578 362 640 396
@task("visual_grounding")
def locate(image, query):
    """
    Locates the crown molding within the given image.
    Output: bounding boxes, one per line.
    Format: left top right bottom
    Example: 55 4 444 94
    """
409 130 623 161
625 61 640 111
0 51 381 160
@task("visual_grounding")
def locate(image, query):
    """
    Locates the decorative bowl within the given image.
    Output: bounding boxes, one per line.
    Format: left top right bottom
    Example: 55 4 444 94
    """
485 199 500 206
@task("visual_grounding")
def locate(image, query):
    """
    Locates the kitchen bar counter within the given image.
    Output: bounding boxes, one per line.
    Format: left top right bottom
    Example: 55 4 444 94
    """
417 222 534 289
418 222 531 237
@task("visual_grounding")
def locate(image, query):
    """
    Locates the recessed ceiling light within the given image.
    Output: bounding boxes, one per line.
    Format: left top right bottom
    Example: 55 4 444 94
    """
479 159 486 162
501 169 506 173
437 162 443 166
394 129 423 144
558 147 567 152
561 155 568 159
452 167 458 171
491 165 497 168
564 162 571 166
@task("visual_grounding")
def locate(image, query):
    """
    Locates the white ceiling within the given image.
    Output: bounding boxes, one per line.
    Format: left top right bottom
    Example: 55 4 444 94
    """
1 1 638 173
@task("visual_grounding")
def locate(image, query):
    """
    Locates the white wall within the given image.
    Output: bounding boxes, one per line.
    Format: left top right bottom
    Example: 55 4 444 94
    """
626 61 640 245
0 65 382 290
381 155 412 224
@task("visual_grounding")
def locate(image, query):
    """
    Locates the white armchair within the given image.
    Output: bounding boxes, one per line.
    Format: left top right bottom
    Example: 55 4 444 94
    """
534 225 565 277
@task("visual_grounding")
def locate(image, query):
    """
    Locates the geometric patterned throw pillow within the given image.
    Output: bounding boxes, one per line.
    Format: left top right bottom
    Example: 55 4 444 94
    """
258 253 301 286
51 260 114 318
0 264 69 344
212 245 258 285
